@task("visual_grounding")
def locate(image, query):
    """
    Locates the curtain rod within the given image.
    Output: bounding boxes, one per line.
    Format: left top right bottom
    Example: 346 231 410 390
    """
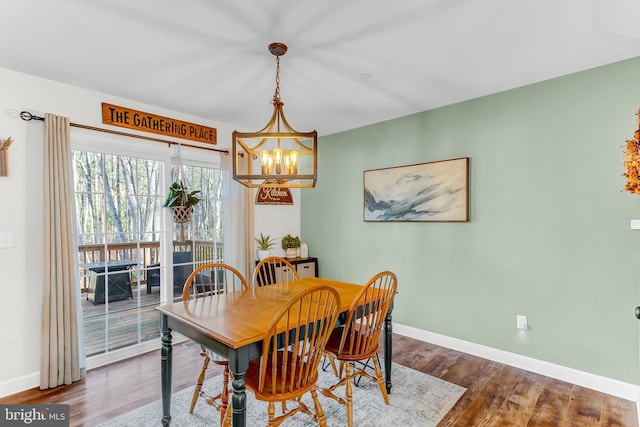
19 111 229 155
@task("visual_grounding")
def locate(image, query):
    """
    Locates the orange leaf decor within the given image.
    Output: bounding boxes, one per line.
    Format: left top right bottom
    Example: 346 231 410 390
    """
622 107 640 195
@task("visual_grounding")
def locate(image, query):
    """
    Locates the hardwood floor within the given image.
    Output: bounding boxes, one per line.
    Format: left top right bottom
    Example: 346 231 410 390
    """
1 334 636 426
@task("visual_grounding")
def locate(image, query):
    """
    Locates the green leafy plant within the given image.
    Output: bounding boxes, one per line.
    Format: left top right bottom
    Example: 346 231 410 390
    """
281 234 301 250
163 181 201 208
255 233 277 250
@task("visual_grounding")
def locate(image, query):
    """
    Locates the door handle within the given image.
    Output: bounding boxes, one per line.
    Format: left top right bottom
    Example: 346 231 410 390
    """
635 306 640 320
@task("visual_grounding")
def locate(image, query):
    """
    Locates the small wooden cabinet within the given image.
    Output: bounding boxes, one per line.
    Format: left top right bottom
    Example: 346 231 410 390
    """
256 257 318 279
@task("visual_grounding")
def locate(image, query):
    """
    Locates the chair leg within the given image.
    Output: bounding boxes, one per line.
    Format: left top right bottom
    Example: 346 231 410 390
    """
310 388 328 427
372 354 389 405
222 404 232 427
326 353 339 377
190 355 210 413
345 362 354 427
219 368 229 426
267 402 276 427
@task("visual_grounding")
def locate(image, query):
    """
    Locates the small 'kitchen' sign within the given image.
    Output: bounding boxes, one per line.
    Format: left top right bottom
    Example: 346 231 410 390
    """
255 187 293 205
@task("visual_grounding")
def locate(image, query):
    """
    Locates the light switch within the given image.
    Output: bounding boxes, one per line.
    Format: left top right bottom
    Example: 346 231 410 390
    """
632 220 640 230
0 232 13 248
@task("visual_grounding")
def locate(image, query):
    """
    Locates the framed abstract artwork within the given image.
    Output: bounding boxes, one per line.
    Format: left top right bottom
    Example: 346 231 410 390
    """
364 157 469 222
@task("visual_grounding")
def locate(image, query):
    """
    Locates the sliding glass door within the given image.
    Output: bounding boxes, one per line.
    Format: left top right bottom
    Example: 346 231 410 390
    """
71 132 224 357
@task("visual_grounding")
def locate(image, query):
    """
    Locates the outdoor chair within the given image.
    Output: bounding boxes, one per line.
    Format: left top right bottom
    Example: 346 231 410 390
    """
146 251 193 294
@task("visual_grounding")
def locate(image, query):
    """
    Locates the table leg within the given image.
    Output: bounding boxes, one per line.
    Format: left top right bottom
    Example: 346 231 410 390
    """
384 305 393 394
161 315 173 426
228 347 249 427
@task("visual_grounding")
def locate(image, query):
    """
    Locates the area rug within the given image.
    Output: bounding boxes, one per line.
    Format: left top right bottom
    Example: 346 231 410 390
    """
98 362 465 426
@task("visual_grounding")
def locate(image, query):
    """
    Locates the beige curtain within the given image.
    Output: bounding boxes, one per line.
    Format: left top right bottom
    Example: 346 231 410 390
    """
40 113 84 389
244 185 255 279
222 154 253 281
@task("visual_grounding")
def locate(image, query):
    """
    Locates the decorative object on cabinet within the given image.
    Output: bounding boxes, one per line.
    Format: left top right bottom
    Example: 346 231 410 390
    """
232 42 317 189
254 233 277 261
622 106 640 195
0 137 13 177
299 242 309 258
281 233 301 258
364 157 469 222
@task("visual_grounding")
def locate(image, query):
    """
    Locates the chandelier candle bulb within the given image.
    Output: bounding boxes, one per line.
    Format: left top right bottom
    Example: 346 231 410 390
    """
267 155 274 175
274 148 283 174
290 150 298 174
260 150 269 175
284 155 291 175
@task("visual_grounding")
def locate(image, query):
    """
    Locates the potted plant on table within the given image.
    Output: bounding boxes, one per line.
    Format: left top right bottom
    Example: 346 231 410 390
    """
281 234 301 259
255 233 276 261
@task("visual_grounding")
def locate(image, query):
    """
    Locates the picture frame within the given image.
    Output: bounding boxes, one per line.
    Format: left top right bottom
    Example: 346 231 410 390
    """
364 157 469 222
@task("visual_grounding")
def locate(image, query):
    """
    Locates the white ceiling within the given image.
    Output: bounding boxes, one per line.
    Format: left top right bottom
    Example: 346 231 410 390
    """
1 0 639 136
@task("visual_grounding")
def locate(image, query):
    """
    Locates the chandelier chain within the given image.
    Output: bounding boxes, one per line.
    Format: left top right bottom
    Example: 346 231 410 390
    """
273 56 281 104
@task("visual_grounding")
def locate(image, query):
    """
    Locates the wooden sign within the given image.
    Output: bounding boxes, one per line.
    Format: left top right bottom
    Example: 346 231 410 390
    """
255 187 294 205
102 102 217 144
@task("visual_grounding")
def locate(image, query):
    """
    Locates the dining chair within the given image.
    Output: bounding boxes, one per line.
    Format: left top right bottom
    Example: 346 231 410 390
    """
318 271 398 427
222 285 341 427
182 263 249 425
253 255 299 287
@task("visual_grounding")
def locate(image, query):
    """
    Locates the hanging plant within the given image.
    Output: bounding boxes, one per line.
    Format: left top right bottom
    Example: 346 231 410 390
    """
163 180 201 223
622 107 640 195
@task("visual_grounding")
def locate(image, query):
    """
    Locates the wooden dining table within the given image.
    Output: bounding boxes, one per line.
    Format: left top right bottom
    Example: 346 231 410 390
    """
156 276 395 427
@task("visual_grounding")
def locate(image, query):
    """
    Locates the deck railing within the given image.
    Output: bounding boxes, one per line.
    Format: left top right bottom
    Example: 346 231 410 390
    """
78 240 223 291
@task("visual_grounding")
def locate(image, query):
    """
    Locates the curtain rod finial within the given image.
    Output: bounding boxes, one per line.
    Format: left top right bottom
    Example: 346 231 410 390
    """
20 111 44 122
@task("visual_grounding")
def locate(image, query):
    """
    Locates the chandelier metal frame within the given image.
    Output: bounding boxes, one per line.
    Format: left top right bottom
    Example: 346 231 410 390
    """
232 42 317 188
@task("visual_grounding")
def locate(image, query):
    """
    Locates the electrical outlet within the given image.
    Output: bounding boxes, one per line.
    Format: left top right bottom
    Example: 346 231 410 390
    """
516 315 528 330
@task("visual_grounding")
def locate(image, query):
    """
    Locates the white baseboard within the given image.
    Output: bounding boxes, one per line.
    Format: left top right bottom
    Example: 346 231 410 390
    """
393 323 640 403
0 372 40 399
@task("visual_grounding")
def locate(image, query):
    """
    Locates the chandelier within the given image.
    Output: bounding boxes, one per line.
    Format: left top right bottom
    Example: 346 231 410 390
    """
232 42 317 188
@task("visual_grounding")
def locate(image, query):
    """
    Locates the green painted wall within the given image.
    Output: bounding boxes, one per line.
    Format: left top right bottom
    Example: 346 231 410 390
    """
301 56 640 384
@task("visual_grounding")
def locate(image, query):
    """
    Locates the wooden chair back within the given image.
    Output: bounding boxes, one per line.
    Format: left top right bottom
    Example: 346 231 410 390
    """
257 285 341 398
337 271 397 361
253 256 299 287
182 263 248 301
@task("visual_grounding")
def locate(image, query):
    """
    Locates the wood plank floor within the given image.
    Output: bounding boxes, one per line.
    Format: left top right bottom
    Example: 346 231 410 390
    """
0 334 636 426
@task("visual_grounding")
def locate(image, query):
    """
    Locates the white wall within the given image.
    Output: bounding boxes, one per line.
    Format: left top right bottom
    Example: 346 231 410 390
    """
254 190 302 258
0 66 299 396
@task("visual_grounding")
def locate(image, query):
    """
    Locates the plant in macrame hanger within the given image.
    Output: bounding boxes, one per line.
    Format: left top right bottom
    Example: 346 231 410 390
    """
163 143 201 241
622 107 640 195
